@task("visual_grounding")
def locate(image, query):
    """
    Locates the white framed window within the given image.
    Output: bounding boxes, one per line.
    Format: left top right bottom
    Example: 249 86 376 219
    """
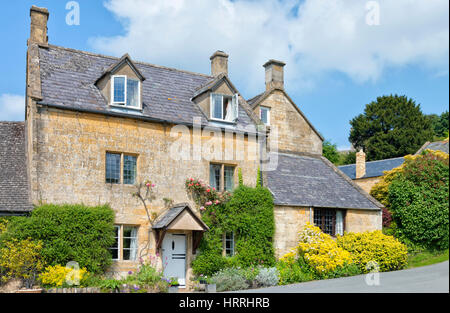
224 232 235 257
210 93 239 122
260 106 270 125
110 225 138 261
111 75 141 109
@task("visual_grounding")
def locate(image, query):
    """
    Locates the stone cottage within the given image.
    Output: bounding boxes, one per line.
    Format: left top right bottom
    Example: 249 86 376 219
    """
0 6 383 288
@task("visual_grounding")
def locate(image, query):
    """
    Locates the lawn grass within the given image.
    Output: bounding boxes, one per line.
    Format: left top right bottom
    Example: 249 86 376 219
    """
407 249 449 268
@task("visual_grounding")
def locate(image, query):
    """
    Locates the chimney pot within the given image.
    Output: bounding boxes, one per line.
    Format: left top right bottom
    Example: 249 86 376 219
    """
263 59 285 91
355 149 366 179
210 50 228 76
29 6 49 45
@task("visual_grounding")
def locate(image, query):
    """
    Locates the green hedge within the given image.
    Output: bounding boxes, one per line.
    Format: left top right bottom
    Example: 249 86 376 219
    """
192 186 275 276
0 204 115 274
388 152 449 251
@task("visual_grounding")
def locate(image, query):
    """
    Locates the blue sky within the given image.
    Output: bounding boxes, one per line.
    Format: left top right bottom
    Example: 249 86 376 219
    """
0 0 448 150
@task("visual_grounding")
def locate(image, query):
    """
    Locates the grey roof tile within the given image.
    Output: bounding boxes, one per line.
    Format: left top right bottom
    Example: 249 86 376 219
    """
267 152 381 209
38 45 256 132
338 157 405 179
0 122 33 214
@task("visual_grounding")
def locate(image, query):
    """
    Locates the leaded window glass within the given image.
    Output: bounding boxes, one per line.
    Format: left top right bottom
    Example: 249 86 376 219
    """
123 155 137 185
106 152 121 184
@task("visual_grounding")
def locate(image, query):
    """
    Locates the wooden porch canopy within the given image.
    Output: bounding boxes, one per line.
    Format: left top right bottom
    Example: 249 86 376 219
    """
152 203 209 253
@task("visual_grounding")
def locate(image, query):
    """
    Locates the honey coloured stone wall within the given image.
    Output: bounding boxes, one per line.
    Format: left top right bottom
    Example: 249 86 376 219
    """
254 90 322 154
345 209 382 233
273 206 311 258
353 177 380 194
29 107 260 275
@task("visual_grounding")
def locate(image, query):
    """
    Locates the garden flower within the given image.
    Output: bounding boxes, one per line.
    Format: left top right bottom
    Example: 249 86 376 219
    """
215 200 220 204
151 183 155 187
205 201 212 206
128 270 133 275
200 206 205 211
206 188 211 192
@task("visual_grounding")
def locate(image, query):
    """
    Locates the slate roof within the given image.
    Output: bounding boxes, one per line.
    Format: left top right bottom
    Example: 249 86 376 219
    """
416 140 449 155
267 152 382 209
38 45 257 133
338 157 405 180
0 122 33 214
152 203 208 230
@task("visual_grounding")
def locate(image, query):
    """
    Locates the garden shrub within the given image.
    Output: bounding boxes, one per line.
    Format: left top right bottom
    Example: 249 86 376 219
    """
39 264 89 288
190 184 275 276
295 224 354 278
276 254 313 285
254 267 279 287
336 231 408 273
388 151 449 250
209 267 249 292
0 238 45 288
0 204 115 274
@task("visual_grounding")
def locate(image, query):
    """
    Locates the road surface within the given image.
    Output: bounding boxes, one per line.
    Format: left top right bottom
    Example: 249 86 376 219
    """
235 261 449 293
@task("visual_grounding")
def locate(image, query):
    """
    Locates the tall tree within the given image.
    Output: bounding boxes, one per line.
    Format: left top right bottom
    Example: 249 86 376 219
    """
322 140 340 164
427 111 449 139
349 95 433 161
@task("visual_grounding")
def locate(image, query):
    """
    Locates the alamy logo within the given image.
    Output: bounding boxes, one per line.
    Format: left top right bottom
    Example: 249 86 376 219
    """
66 1 80 26
364 260 380 286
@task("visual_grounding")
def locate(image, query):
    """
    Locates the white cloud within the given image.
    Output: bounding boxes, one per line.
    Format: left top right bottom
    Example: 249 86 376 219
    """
0 94 25 121
89 0 449 96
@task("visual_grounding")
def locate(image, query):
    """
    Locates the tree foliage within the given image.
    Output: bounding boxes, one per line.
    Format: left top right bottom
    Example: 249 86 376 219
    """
371 150 449 251
349 95 433 161
322 140 340 164
388 151 449 250
427 111 449 140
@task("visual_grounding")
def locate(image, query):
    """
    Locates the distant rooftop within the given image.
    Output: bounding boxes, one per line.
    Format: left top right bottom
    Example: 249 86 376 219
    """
338 157 405 180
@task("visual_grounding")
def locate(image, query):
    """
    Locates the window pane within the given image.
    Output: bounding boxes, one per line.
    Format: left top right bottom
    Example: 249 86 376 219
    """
336 210 344 236
223 97 233 121
123 155 137 184
113 77 125 103
224 166 234 191
123 226 138 261
110 226 120 260
212 94 223 119
126 79 139 107
209 164 221 190
225 232 234 257
260 107 269 124
106 153 121 184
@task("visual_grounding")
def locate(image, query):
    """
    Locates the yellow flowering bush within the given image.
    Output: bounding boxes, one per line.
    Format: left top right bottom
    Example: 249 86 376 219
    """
370 149 449 207
337 231 408 273
295 224 354 277
39 264 88 288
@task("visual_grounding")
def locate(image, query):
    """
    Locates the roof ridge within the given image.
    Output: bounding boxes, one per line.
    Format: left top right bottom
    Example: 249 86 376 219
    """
46 44 214 79
339 156 405 168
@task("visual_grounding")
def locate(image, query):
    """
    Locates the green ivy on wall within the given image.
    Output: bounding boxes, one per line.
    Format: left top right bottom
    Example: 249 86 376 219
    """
189 184 276 276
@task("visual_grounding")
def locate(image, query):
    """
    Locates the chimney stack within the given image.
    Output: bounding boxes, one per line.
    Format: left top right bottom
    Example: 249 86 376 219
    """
210 51 228 77
29 6 49 45
263 59 285 91
355 149 366 179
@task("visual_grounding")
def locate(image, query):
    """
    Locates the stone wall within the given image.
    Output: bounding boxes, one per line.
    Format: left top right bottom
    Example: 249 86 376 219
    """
273 206 311 258
254 90 322 154
346 209 382 233
353 177 380 194
29 107 260 276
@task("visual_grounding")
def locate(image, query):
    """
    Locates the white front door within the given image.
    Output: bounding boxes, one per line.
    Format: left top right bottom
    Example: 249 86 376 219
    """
162 233 186 287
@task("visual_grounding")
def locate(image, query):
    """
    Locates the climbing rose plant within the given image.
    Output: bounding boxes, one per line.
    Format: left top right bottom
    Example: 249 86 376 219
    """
185 178 232 213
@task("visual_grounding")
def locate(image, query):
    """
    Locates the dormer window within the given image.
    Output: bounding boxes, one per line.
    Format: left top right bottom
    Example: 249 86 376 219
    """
210 93 238 122
111 75 140 108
